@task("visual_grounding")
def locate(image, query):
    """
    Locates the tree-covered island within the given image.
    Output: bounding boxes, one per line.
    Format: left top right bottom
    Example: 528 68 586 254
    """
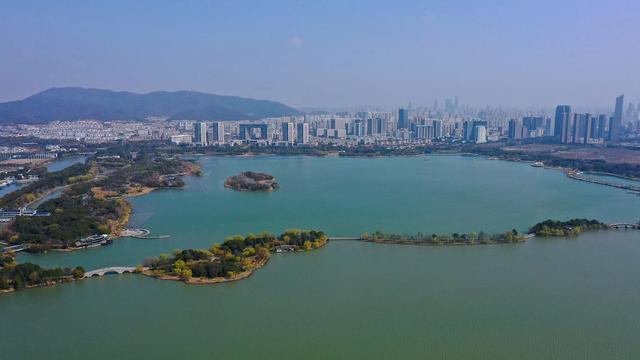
0 253 85 293
224 171 279 192
528 219 609 237
361 229 528 245
143 229 326 283
361 219 610 246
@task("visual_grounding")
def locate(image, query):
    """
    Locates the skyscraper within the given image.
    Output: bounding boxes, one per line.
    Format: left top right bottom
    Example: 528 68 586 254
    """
609 95 624 142
210 122 224 143
398 108 408 129
508 119 523 140
474 125 487 143
597 114 608 139
554 105 571 142
432 120 443 138
296 123 309 144
282 122 295 143
194 122 207 146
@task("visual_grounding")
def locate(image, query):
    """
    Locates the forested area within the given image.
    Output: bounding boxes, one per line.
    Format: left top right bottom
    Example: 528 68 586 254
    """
529 219 608 237
0 253 84 292
144 230 327 281
362 229 526 245
224 171 279 192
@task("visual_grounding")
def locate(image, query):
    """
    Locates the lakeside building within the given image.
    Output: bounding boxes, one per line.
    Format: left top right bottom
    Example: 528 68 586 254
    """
397 108 408 129
609 95 624 142
474 125 487 143
296 123 309 144
194 122 208 146
239 123 269 140
210 122 225 143
282 122 294 144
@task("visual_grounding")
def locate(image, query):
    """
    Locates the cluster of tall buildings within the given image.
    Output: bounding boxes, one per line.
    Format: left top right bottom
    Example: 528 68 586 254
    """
280 122 310 144
186 120 311 146
191 121 225 146
553 95 624 144
506 95 632 144
167 95 638 148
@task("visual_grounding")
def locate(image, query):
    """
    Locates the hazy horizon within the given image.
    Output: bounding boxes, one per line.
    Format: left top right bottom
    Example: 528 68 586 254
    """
1 0 638 109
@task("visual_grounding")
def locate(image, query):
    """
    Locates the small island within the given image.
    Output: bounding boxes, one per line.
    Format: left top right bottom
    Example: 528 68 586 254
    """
224 171 279 192
143 229 326 284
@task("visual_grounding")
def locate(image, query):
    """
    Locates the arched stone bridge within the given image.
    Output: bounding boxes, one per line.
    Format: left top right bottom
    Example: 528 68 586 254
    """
609 223 640 230
84 266 140 278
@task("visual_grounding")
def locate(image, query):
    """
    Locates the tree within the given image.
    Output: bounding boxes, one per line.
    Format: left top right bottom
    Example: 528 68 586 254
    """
72 266 85 279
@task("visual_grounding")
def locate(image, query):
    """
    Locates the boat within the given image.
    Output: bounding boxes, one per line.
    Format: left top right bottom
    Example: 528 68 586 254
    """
75 234 110 247
531 161 544 167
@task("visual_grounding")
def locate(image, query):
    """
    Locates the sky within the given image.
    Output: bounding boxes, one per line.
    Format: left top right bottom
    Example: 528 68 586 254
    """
0 0 638 109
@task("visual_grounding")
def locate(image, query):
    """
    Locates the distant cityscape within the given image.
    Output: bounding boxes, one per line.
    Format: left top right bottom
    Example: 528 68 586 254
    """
0 95 639 150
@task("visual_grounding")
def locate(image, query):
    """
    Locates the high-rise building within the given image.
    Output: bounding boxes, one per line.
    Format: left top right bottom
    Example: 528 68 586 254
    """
432 120 443 138
583 114 593 144
415 124 434 139
398 108 408 129
239 123 269 140
462 121 473 140
597 114 608 139
210 122 225 143
625 102 636 122
296 123 309 144
353 120 365 137
554 105 571 142
572 113 583 144
194 122 207 146
474 125 487 143
544 117 553 136
376 118 386 135
609 95 624 142
282 122 295 143
366 118 374 136
523 117 544 131
508 119 523 140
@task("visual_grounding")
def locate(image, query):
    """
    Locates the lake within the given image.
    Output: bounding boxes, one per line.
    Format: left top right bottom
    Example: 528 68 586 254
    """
4 155 640 359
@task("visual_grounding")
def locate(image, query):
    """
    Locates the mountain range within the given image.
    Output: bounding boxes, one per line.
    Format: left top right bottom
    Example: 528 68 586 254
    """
0 87 302 124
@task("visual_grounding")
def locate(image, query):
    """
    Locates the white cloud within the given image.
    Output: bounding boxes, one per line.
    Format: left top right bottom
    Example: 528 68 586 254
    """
290 36 303 48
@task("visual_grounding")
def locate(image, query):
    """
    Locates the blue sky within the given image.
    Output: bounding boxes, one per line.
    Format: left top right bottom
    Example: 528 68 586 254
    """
0 0 638 108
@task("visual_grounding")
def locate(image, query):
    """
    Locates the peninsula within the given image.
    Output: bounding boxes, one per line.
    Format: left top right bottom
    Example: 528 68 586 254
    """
224 171 279 192
0 145 201 253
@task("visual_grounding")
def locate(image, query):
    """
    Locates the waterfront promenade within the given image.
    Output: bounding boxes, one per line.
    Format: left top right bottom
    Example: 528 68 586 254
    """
566 170 640 193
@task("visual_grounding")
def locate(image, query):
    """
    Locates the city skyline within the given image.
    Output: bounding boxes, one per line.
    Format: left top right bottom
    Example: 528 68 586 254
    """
1 1 639 108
